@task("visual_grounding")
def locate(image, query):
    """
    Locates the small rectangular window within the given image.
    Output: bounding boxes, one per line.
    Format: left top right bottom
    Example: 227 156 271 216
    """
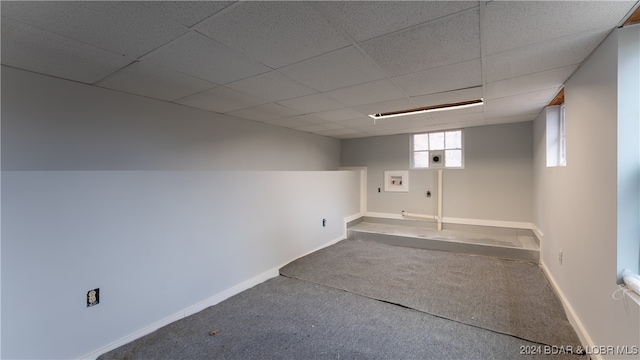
411 130 464 169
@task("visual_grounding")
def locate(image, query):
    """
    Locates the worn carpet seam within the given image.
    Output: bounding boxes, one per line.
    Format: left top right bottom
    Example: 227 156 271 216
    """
279 273 585 356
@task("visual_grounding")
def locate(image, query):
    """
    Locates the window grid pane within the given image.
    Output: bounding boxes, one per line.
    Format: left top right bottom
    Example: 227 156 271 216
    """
445 130 462 149
414 134 429 151
445 149 462 167
429 132 445 150
413 151 429 168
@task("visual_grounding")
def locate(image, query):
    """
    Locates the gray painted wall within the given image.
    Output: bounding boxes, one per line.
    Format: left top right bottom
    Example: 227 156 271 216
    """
341 122 533 223
1 66 340 171
1 67 360 359
532 27 639 354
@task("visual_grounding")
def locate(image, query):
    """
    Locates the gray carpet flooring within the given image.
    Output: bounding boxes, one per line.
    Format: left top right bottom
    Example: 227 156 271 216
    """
99 276 582 360
280 239 581 349
99 240 585 359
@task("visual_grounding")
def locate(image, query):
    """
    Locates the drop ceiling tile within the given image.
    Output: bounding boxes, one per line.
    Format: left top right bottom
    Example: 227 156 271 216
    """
279 46 386 92
311 108 364 122
333 132 371 139
315 1 478 42
1 16 133 84
333 117 376 128
484 88 559 118
487 114 538 126
196 1 350 68
485 1 635 54
411 87 484 108
296 122 346 133
142 32 270 85
425 104 485 119
139 1 234 27
350 99 417 117
486 65 577 100
486 29 610 82
265 114 327 128
226 103 302 122
97 62 216 101
315 128 362 137
2 1 188 58
392 60 482 97
226 72 317 102
361 8 480 76
277 94 346 113
324 79 406 107
176 86 268 113
410 116 487 133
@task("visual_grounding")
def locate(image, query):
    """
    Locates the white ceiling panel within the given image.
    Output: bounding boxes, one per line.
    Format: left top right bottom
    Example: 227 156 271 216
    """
485 1 636 54
392 59 482 97
487 114 538 126
426 104 485 120
279 46 386 92
139 1 234 27
311 108 364 122
176 86 268 113
277 94 346 113
486 65 577 100
324 79 407 107
264 114 327 128
1 1 188 58
2 1 634 140
97 62 216 101
315 1 478 42
226 103 302 123
333 117 377 129
411 87 484 108
226 71 317 102
296 122 346 133
314 128 362 137
142 32 271 85
486 28 610 83
1 16 133 84
350 99 417 117
484 88 560 119
410 115 487 133
361 8 481 76
196 1 350 68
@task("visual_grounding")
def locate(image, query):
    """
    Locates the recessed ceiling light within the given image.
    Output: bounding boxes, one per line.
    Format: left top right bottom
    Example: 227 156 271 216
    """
368 99 484 120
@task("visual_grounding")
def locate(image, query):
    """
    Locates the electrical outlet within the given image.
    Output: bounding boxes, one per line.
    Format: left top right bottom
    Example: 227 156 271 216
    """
558 250 563 265
87 288 99 307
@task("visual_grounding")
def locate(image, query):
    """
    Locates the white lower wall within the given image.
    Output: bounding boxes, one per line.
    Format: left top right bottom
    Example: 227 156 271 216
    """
1 170 360 359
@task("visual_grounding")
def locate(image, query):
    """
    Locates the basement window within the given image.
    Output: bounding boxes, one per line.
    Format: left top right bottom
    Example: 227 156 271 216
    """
411 130 463 169
546 105 566 167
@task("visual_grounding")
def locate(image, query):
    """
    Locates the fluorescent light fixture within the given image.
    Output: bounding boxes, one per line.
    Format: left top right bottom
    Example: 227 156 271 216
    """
368 98 484 120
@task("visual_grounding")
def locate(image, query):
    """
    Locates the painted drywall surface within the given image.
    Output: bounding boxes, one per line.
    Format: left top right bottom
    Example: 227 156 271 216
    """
1 66 340 171
2 170 360 359
341 122 533 223
533 28 639 357
1 67 359 358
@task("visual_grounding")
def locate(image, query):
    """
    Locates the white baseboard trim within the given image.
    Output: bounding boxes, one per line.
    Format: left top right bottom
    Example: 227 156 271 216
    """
82 213 357 360
539 260 598 360
364 211 406 220
365 212 532 229
442 216 533 230
81 267 280 360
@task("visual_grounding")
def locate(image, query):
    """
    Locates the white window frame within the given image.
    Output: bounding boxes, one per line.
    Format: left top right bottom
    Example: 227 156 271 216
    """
411 130 464 169
559 104 567 166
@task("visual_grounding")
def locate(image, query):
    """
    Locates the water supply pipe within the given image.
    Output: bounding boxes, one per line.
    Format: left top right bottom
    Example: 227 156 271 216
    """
401 169 444 231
